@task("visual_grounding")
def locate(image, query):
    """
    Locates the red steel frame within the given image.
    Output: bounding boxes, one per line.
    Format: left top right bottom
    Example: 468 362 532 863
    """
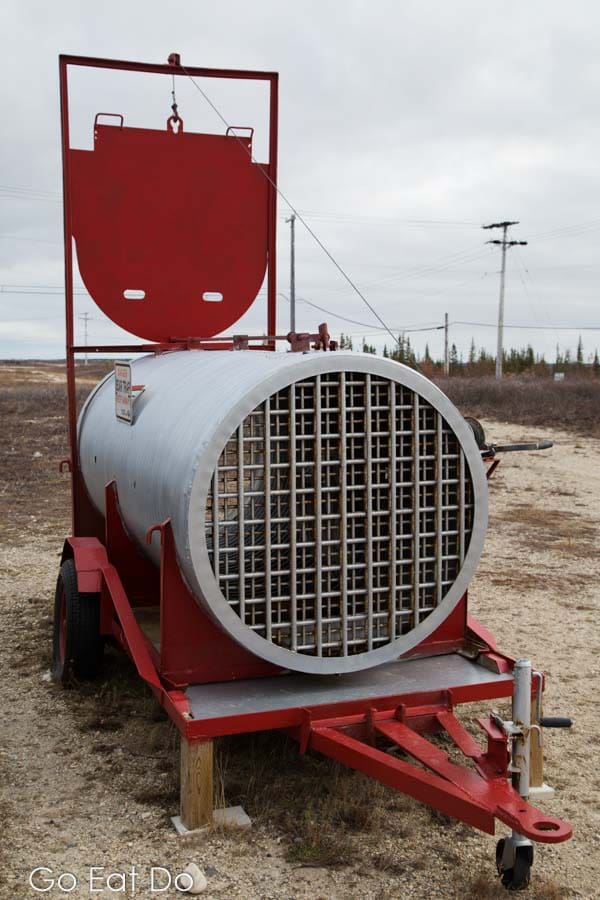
59 53 279 535
57 53 571 846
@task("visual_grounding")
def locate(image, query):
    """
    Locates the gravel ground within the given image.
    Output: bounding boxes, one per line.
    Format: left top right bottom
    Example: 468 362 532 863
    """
1 404 598 899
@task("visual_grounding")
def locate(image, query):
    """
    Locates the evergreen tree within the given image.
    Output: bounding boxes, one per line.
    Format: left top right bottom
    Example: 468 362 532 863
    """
576 335 584 365
468 338 476 365
449 343 459 374
525 345 535 370
555 344 563 369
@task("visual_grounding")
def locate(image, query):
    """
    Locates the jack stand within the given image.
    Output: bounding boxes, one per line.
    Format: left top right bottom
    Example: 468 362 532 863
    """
495 659 535 890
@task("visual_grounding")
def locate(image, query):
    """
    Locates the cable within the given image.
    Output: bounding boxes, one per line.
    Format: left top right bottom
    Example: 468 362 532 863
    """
0 234 61 245
0 185 61 204
278 292 442 333
513 249 561 347
0 285 88 296
453 321 600 330
357 247 492 292
280 210 481 228
180 65 400 346
1 315 64 321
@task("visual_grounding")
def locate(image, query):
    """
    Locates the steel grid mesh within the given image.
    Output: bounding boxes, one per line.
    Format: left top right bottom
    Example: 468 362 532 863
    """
204 372 474 657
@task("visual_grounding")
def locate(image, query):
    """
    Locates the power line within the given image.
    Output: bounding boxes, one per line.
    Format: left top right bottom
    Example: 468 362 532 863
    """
453 321 600 330
279 210 481 228
0 285 88 296
180 65 400 346
0 234 61 245
320 246 492 295
278 291 443 332
1 282 597 333
3 176 600 243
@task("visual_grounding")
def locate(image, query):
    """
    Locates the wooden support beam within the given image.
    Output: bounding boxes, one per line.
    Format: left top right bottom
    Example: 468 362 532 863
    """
180 737 213 830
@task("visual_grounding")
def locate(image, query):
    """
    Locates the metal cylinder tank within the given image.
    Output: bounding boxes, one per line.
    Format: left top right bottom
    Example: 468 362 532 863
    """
79 350 487 674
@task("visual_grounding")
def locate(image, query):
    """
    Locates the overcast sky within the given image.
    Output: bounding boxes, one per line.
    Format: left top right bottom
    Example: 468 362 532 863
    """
1 0 600 361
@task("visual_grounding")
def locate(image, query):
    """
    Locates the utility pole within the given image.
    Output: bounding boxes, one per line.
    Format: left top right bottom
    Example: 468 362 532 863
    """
285 213 296 332
482 221 527 379
79 312 90 365
443 312 449 376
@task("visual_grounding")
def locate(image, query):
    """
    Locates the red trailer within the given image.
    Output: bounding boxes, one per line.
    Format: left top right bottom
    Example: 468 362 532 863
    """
54 53 572 891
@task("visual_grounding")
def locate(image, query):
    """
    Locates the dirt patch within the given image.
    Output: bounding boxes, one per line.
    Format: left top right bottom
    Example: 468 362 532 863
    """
1 366 599 898
491 504 597 560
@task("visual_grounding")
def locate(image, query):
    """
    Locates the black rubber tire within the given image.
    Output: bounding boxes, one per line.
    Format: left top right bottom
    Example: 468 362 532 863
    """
498 843 533 892
52 558 102 685
495 838 506 876
464 416 486 450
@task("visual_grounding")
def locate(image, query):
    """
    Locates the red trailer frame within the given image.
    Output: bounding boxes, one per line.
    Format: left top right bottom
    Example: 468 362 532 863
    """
56 53 571 887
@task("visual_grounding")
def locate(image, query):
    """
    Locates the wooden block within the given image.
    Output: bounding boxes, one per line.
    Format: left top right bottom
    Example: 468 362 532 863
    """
180 737 213 830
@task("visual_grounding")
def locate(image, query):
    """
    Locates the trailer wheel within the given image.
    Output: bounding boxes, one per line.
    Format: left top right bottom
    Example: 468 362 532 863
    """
496 839 533 891
465 416 486 450
52 558 102 685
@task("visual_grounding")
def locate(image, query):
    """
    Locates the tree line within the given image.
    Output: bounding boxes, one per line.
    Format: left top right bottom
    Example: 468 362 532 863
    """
340 334 600 376
338 333 600 377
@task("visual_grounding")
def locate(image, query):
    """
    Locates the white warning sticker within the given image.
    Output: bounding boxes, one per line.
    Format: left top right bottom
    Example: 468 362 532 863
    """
115 362 133 424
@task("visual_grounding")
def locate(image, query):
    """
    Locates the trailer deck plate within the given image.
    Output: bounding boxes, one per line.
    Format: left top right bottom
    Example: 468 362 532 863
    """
185 653 512 723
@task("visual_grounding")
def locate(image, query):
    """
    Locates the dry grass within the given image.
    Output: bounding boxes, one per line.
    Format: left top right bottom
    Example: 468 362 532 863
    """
465 874 569 899
1 361 586 897
436 374 600 436
0 362 111 547
213 730 409 865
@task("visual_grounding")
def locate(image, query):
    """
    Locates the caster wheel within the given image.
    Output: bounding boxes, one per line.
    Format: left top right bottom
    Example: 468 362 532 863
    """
496 840 533 891
495 838 506 876
52 558 103 685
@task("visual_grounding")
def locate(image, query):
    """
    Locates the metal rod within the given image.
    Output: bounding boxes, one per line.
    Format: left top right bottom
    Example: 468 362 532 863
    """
436 412 443 605
512 659 532 801
60 53 279 81
212 471 219 579
389 381 397 640
412 394 421 625
59 57 79 535
339 373 349 655
289 385 297 650
237 424 245 621
459 450 466 565
315 376 323 655
267 73 279 344
365 374 374 649
264 398 272 641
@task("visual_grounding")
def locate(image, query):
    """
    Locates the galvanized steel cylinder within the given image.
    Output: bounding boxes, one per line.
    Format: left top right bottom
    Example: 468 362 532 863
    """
79 350 487 674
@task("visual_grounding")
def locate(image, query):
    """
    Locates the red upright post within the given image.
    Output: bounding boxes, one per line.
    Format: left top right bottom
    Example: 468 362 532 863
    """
59 56 80 534
267 73 279 343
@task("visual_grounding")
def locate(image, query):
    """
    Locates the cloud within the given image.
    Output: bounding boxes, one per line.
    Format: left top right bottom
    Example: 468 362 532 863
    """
1 0 600 361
